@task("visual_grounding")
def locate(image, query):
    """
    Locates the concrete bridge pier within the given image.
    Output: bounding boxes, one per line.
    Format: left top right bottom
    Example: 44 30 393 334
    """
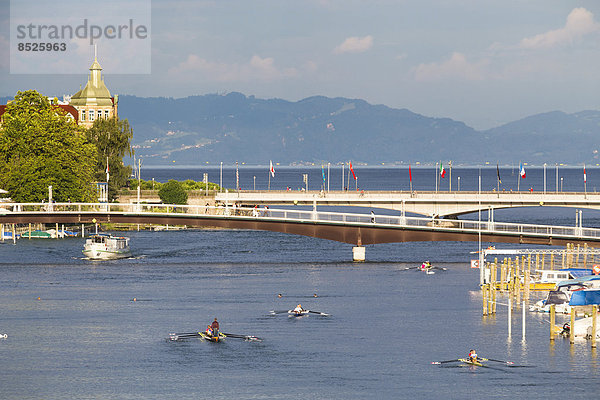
353 234 365 262
353 246 365 262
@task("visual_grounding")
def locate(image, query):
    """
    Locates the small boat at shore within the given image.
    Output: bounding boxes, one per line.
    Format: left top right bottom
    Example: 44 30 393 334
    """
83 233 131 260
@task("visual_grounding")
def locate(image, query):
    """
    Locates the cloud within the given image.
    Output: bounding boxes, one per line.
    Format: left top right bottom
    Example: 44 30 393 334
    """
519 8 599 49
168 55 301 82
333 35 373 54
413 52 489 82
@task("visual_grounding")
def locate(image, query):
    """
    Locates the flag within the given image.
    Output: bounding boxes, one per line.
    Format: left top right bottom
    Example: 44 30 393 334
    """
496 163 501 184
269 160 275 178
350 161 356 180
439 162 446 178
322 165 326 188
519 163 526 179
409 165 412 182
106 157 109 182
584 165 587 183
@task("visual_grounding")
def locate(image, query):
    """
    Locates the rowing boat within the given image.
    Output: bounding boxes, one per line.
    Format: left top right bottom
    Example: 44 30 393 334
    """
289 310 310 317
458 358 483 366
199 332 226 342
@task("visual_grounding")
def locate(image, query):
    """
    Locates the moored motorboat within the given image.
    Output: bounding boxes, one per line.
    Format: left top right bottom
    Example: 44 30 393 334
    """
83 233 131 260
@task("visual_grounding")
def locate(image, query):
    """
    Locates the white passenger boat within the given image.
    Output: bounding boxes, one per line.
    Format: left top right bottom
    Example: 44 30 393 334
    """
83 234 131 260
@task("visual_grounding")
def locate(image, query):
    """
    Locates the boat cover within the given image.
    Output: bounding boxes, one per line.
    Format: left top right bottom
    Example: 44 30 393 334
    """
546 290 569 305
560 268 592 278
569 290 600 306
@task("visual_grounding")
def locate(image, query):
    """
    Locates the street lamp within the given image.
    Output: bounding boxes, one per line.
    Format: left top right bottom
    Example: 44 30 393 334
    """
561 177 563 192
458 176 461 191
253 176 256 191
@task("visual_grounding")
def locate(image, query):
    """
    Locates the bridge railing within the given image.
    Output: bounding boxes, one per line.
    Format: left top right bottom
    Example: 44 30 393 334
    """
2 202 599 239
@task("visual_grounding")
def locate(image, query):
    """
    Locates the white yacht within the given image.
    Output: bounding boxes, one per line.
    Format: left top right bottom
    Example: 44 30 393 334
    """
83 234 131 260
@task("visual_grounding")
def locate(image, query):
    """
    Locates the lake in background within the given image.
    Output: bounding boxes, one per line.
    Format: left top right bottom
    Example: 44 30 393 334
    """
2 167 600 399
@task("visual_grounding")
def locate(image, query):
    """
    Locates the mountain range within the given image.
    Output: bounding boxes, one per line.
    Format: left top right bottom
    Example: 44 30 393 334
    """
3 93 599 165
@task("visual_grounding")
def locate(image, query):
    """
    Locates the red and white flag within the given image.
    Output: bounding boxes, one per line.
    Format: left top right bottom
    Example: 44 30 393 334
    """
584 165 587 183
409 164 412 182
439 162 446 178
519 163 526 179
350 161 356 180
269 160 275 178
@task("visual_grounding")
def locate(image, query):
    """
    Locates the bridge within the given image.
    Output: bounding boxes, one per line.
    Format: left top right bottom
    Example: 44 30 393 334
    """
215 190 600 217
2 202 600 261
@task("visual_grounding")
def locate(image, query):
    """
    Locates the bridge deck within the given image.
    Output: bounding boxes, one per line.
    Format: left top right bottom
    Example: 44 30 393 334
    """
1 203 599 247
215 190 600 217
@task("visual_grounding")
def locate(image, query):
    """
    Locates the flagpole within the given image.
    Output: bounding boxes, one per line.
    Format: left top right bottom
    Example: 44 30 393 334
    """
584 164 587 197
449 161 452 192
268 170 271 191
347 161 351 191
497 162 500 193
236 161 239 194
341 163 344 190
435 162 438 193
327 162 330 192
517 161 521 192
409 164 413 193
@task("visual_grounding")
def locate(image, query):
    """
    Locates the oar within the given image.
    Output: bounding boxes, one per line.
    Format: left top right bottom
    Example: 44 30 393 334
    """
222 332 263 341
431 359 460 365
270 310 292 315
171 331 202 336
481 357 514 365
308 310 330 316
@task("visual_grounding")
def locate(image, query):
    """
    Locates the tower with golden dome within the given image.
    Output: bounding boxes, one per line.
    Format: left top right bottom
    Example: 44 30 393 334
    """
69 50 118 128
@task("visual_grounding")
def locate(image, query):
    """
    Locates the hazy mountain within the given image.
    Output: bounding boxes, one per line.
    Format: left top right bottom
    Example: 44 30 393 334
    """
3 93 599 165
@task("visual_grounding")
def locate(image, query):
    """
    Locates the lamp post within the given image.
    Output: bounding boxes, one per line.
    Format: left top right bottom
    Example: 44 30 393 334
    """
543 163 547 194
458 176 461 191
253 176 256 191
561 177 563 192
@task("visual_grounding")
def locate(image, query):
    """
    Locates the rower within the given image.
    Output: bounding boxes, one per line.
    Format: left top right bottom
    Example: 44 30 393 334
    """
206 325 213 337
293 304 304 314
468 349 478 363
211 318 220 337
421 261 431 270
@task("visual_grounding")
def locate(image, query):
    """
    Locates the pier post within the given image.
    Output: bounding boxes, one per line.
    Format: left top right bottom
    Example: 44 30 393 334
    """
81 224 85 238
524 270 530 301
56 222 59 239
508 296 512 338
583 243 588 268
522 300 526 340
0 224 3 242
570 308 576 344
352 246 365 262
592 306 597 348
550 305 556 341
28 223 31 240
551 253 555 270
482 284 488 316
12 224 16 244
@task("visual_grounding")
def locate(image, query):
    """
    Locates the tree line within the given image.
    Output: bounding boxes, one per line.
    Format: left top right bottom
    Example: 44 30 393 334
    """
0 90 132 202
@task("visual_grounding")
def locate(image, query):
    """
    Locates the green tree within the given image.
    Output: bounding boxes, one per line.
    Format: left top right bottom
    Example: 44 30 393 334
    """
0 90 97 202
86 117 134 200
158 180 188 204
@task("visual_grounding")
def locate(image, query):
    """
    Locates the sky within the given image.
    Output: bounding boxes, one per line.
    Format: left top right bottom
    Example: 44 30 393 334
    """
1 0 600 130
